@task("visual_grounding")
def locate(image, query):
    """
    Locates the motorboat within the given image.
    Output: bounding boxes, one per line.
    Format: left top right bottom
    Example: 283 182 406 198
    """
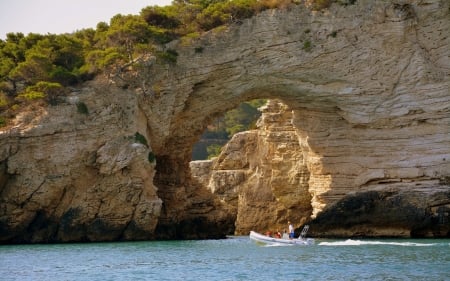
249 225 314 246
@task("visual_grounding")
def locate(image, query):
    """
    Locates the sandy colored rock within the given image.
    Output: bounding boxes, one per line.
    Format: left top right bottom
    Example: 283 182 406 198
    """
1 0 449 242
0 80 162 242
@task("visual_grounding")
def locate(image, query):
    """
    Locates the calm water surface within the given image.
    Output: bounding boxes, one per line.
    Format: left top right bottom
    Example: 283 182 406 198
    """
0 237 449 280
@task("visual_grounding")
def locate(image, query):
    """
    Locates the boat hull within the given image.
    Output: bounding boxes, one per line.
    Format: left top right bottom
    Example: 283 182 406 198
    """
249 231 314 246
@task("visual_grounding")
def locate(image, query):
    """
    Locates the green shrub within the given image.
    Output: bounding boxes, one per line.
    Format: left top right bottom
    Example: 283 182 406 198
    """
309 0 333 10
76 101 89 114
21 81 63 105
134 132 149 147
0 93 9 107
156 49 178 64
148 151 156 163
141 6 181 29
207 144 222 159
0 116 7 127
303 40 312 51
17 90 45 100
149 26 177 44
50 66 78 85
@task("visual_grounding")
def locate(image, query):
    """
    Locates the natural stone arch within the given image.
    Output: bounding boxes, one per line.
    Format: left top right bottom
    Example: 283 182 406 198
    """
142 1 449 238
0 1 448 243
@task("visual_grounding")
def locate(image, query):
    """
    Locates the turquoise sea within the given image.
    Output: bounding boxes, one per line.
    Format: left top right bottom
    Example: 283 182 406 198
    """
1 237 449 280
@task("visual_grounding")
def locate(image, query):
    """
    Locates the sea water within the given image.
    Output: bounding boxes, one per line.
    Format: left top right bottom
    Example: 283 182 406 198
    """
0 237 449 280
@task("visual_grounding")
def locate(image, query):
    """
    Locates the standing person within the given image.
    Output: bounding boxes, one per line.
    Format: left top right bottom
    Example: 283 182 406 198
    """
288 221 294 239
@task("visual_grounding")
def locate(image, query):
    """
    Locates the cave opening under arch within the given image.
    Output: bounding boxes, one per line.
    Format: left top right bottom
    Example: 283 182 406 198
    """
150 88 344 239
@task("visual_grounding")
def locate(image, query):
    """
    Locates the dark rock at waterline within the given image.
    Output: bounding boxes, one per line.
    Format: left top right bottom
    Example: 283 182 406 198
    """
307 189 450 238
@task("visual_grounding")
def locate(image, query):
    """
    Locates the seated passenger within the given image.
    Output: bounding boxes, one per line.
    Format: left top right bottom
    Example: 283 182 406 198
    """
275 230 281 238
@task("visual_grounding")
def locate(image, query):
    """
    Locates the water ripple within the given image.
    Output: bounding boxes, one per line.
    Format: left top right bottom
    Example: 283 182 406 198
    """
0 237 449 280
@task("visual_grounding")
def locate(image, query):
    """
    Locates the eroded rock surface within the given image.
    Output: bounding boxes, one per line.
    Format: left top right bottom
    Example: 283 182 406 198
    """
308 187 450 238
192 99 450 237
158 0 450 237
0 80 162 242
191 101 312 235
1 0 449 242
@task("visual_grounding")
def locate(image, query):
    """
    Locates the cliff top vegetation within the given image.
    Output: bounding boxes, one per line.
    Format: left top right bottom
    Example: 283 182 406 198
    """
0 0 354 128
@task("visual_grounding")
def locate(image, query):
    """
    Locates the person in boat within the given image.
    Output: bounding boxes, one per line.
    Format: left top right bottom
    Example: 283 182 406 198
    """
288 221 294 239
282 229 289 239
275 230 281 238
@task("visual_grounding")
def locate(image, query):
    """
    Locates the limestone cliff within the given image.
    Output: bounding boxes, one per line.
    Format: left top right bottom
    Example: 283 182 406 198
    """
1 0 449 242
191 100 312 235
192 99 450 237
0 80 163 242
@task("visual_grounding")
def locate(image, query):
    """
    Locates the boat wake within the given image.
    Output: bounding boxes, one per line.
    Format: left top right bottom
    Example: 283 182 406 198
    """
263 243 294 247
319 239 438 247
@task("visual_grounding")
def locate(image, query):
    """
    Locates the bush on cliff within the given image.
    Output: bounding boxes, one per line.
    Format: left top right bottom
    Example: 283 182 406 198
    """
0 0 341 124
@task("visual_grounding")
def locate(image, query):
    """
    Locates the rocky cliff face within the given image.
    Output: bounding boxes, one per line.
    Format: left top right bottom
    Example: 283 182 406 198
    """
191 100 312 235
1 0 449 243
0 80 163 242
192 99 450 237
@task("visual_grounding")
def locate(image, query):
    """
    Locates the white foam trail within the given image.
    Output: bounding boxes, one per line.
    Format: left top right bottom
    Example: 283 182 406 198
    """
319 239 437 247
264 243 293 247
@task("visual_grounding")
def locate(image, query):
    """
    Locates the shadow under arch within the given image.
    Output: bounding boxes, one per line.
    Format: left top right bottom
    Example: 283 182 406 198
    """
151 86 343 239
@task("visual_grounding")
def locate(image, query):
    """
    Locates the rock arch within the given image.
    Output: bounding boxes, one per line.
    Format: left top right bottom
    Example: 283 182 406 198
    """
0 1 449 242
144 1 449 237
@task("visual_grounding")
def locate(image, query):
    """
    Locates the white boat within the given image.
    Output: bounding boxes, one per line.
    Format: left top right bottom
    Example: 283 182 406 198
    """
249 225 314 246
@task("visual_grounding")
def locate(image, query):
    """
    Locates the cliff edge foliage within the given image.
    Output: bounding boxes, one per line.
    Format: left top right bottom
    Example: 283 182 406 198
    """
0 0 353 128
